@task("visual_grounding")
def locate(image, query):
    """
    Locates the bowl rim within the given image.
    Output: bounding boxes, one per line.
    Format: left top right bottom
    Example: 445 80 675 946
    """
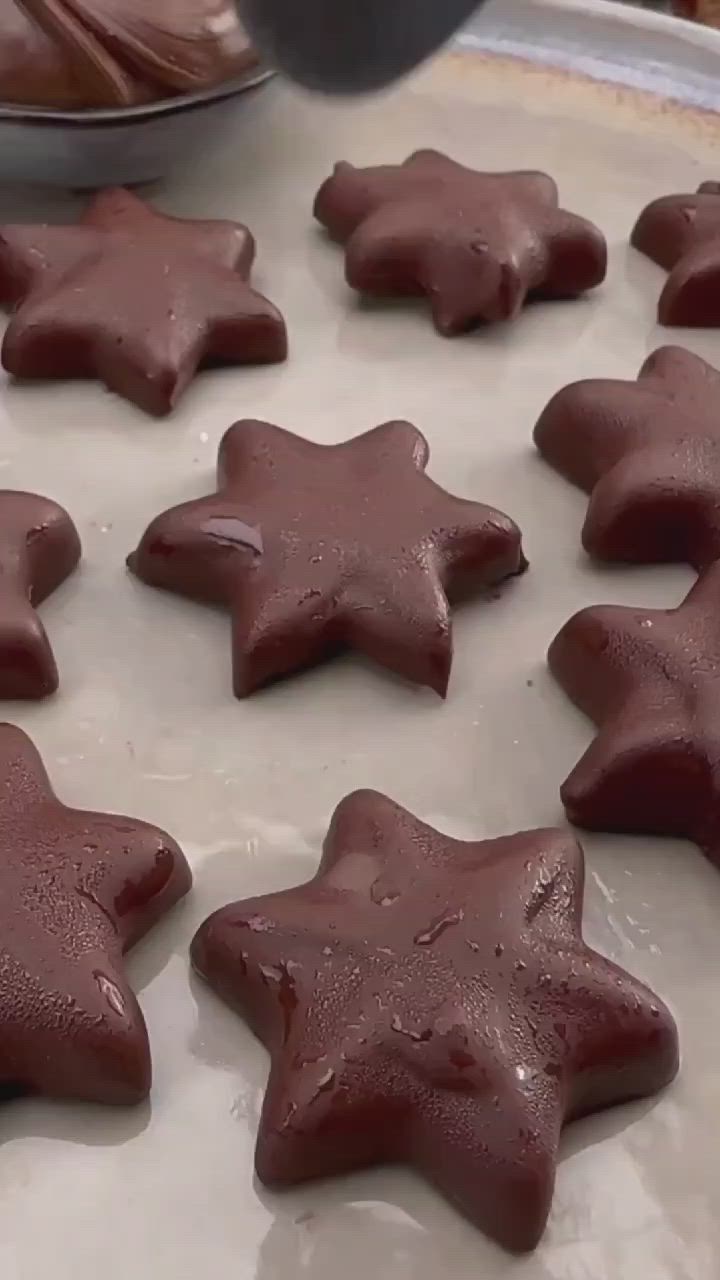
0 62 273 128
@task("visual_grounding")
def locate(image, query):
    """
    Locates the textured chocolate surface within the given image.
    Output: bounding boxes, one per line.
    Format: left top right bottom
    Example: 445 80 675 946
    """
0 1 257 109
549 563 720 865
631 182 720 325
191 789 678 1252
0 490 80 698
0 188 287 417
128 417 526 697
0 723 192 1105
313 149 607 335
534 345 720 570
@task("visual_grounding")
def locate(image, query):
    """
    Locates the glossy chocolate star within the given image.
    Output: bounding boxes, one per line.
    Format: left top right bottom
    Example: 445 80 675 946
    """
534 345 720 570
128 417 526 697
549 562 720 864
313 149 607 335
0 490 81 698
191 789 678 1253
0 723 192 1106
0 187 287 416
631 181 720 325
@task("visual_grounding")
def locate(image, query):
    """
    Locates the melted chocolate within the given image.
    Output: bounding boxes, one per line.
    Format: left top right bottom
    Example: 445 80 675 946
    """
0 723 192 1104
549 563 720 864
1 1 257 109
0 490 80 698
127 417 527 697
631 182 720 325
191 789 678 1252
314 149 607 335
534 345 720 570
0 187 287 417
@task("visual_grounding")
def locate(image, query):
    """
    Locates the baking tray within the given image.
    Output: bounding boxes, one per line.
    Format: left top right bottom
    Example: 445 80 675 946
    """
1 1 719 1275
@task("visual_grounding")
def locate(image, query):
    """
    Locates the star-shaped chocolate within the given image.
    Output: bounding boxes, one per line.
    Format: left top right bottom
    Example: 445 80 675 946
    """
0 187 287 416
631 181 720 325
313 149 607 335
534 345 720 570
127 417 526 697
0 723 192 1106
0 489 81 698
191 789 678 1253
549 562 720 864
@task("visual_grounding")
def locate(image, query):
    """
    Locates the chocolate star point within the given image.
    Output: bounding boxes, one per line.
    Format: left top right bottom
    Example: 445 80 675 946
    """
0 723 192 1106
128 417 526 697
314 149 607 335
0 187 287 417
631 183 720 325
534 345 720 570
191 789 678 1252
0 490 81 698
549 563 720 863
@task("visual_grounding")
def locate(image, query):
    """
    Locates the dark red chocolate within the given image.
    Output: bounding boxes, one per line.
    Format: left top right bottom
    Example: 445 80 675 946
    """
0 490 80 697
631 182 720 325
313 149 607 335
0 723 192 1105
534 345 720 570
549 563 720 864
0 188 287 417
1 1 257 109
127 417 526 697
191 789 678 1252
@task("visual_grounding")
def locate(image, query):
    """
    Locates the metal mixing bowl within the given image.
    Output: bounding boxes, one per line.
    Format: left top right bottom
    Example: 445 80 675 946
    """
0 63 273 188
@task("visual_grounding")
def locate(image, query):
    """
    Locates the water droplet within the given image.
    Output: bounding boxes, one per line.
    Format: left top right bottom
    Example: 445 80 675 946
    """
295 1049 327 1068
258 962 297 1040
281 1101 297 1130
526 875 555 923
95 972 125 1017
390 1013 432 1043
414 908 464 946
243 915 272 932
370 875 400 907
315 1068 335 1095
202 517 263 555
259 963 283 983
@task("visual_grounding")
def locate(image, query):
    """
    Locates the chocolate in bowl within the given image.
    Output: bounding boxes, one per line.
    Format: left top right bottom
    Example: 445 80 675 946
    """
0 2 272 186
0 0 261 108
